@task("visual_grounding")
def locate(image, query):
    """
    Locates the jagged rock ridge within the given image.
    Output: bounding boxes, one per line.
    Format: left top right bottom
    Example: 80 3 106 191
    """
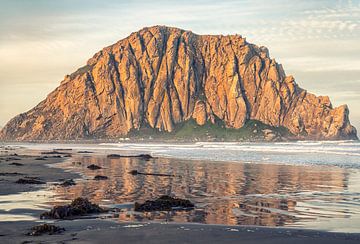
0 26 357 140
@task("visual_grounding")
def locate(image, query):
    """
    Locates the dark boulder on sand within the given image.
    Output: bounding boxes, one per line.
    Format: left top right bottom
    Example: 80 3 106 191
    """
134 195 194 212
41 197 105 219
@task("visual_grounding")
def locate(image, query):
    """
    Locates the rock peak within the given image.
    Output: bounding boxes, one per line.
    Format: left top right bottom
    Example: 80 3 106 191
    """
0 26 357 141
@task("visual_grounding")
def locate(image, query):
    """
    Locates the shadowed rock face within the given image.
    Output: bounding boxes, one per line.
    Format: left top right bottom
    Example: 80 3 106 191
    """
0 26 357 140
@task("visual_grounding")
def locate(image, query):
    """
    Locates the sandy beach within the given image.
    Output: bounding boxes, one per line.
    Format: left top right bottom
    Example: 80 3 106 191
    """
1 219 360 244
0 144 359 243
0 149 77 196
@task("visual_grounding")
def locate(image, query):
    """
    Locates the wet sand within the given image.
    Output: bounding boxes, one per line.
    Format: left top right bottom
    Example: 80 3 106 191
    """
1 219 360 244
0 146 359 243
0 151 77 196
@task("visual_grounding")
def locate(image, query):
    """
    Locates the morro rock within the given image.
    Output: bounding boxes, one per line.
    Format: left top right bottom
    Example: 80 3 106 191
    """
0 26 357 140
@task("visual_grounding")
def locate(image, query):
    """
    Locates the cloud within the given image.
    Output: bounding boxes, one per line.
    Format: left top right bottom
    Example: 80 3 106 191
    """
249 6 360 41
0 0 359 128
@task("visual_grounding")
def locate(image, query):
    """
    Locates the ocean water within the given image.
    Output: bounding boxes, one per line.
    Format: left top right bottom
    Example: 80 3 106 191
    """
100 140 360 168
14 140 360 168
1 141 360 232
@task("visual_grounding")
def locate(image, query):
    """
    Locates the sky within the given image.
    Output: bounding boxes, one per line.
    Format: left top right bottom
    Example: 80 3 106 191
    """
0 0 359 134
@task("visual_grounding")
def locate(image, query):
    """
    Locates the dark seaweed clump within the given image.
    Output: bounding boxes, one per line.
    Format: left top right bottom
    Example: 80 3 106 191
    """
59 179 76 187
87 164 102 170
15 178 45 184
134 195 194 212
27 224 65 236
94 175 108 180
41 197 105 219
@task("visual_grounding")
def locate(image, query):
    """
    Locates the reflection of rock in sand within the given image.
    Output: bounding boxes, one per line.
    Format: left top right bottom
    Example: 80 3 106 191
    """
54 156 348 227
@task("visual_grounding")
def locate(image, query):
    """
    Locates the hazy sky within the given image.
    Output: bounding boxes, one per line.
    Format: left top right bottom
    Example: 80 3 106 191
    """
0 0 359 133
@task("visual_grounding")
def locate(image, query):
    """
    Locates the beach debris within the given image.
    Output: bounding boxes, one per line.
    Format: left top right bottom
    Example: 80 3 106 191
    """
0 172 23 176
44 155 62 158
133 154 153 160
41 151 68 155
6 156 21 161
94 175 108 180
87 164 102 170
78 151 93 154
35 157 47 160
15 178 45 184
41 197 106 219
59 179 76 187
107 154 121 158
107 154 154 160
123 224 145 228
25 176 40 179
9 162 24 166
72 161 82 165
227 228 239 232
129 170 174 177
134 195 195 212
179 226 190 231
27 224 65 236
40 151 72 157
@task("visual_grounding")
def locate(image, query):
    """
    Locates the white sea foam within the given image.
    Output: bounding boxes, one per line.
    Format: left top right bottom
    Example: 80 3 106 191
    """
97 140 360 168
8 140 360 168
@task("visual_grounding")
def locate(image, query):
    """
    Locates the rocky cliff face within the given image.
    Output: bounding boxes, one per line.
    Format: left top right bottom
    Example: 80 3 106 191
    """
0 26 357 140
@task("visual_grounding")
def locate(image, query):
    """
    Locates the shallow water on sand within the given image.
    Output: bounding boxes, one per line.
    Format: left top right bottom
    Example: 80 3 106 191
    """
52 154 360 232
1 141 360 233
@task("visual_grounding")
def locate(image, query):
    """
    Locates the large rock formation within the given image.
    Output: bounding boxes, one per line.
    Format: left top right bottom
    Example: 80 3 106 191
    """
0 26 357 140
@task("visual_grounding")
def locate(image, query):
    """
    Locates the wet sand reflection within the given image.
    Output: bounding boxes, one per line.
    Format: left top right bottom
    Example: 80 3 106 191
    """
53 156 356 227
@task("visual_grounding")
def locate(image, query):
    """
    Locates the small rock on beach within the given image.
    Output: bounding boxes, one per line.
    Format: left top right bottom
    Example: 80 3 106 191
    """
87 164 102 170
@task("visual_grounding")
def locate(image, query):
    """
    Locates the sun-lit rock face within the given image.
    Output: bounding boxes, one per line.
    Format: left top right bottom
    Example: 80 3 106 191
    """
0 26 357 140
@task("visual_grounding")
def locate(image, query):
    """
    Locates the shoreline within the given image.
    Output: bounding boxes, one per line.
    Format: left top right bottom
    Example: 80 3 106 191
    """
3 141 360 171
0 146 359 243
1 137 359 144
